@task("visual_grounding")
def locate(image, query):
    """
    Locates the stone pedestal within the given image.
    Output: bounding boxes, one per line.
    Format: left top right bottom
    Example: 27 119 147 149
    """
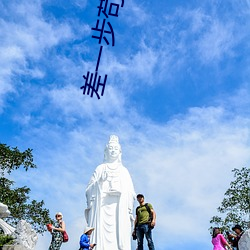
2 246 26 250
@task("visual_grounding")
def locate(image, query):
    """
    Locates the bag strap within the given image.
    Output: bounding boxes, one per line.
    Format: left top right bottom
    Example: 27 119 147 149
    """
144 203 151 215
136 206 139 215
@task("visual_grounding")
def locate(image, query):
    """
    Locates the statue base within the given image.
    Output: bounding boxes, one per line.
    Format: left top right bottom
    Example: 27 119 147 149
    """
1 245 26 250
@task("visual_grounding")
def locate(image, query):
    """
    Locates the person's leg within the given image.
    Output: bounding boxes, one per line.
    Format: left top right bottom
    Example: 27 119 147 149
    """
136 224 146 250
52 238 62 250
145 225 155 250
49 238 55 250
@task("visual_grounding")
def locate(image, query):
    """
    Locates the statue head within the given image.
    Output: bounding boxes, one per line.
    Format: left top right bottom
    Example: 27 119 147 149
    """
104 135 122 163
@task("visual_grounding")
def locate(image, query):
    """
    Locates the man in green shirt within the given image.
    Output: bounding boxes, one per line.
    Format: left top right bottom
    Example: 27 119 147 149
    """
133 194 156 250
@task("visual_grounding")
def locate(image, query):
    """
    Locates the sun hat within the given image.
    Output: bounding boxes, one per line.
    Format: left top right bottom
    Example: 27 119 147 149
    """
55 212 63 218
84 227 95 234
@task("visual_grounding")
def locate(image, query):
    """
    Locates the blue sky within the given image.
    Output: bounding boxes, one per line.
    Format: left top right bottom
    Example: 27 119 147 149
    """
1 0 250 249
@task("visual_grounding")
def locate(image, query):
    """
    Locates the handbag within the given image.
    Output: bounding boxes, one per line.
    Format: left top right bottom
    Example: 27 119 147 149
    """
62 231 69 242
46 224 52 232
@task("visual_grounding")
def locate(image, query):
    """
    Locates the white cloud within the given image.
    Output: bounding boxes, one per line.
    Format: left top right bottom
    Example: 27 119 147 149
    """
73 0 87 9
122 0 149 27
141 6 243 73
47 83 126 120
127 43 158 85
189 8 210 33
0 0 73 110
196 20 235 63
219 83 250 115
1 2 73 57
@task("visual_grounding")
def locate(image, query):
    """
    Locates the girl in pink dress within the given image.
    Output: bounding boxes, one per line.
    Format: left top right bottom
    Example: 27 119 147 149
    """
212 227 232 250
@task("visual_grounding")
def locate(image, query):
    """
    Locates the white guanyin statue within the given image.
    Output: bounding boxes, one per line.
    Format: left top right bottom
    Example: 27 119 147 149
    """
85 135 136 250
0 202 15 235
13 220 38 250
0 202 37 250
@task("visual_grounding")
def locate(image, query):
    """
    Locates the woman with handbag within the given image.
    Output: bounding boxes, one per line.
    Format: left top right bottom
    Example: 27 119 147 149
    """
48 212 66 250
212 227 232 250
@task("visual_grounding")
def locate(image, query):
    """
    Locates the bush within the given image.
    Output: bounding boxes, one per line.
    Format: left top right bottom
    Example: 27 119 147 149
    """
0 234 14 247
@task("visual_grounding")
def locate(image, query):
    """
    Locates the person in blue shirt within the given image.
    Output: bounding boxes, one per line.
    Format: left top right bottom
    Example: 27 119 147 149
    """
79 227 96 250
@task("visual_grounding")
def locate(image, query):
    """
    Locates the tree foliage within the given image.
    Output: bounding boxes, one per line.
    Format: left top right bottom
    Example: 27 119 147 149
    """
0 143 52 233
0 234 14 246
0 144 36 175
210 167 250 232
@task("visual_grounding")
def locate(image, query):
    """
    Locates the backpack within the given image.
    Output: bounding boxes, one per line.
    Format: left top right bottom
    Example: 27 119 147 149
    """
136 203 154 229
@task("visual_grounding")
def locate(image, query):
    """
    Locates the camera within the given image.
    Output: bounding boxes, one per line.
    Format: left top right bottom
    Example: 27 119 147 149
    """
132 231 137 240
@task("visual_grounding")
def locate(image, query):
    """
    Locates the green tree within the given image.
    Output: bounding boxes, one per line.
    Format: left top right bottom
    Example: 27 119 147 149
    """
210 167 250 232
0 143 52 233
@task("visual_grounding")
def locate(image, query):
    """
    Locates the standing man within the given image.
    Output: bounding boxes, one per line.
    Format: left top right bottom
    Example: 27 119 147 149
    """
230 225 244 250
133 194 156 250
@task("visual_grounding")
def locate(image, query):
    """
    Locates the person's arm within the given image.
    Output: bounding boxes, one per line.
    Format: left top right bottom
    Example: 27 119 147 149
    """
89 243 96 249
150 208 156 227
80 234 91 248
225 241 232 250
52 221 65 232
229 233 237 239
219 234 232 250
